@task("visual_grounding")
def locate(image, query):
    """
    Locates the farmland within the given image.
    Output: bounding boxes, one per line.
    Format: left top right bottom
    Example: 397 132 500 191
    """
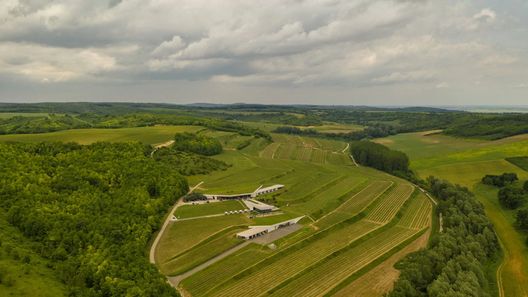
151 131 432 297
0 113 433 296
153 135 432 296
378 131 528 297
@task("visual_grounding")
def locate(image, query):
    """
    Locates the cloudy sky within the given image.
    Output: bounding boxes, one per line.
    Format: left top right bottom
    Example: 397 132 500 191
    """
0 0 527 105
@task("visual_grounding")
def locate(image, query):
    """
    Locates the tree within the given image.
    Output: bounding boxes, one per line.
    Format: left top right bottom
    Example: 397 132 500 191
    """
349 141 410 175
389 177 499 297
481 173 518 187
524 181 528 192
517 208 528 229
498 186 526 209
173 132 223 156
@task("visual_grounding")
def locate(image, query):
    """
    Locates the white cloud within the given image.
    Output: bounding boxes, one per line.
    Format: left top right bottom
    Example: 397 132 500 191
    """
0 1 526 104
0 42 118 82
435 82 449 89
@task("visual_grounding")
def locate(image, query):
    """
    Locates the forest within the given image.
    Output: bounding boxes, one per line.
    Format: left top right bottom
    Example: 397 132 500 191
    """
0 142 194 296
349 141 410 176
389 177 500 297
173 133 223 156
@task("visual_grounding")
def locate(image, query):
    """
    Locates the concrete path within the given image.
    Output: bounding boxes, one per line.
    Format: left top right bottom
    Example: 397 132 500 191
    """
150 140 175 157
167 224 302 287
168 241 252 287
349 154 359 167
149 182 203 264
341 143 350 153
172 213 225 221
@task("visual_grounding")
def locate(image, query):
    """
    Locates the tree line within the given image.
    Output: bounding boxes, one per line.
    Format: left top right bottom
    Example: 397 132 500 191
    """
389 177 500 296
349 141 410 176
273 124 398 142
348 141 502 296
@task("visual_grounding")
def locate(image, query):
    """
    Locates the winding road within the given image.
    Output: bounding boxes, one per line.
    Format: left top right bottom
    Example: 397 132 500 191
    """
150 181 203 264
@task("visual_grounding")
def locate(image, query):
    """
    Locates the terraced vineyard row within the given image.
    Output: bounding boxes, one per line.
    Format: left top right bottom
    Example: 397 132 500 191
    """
260 142 281 158
260 135 350 165
182 244 271 296
208 184 416 297
268 227 419 297
161 228 243 275
315 181 392 228
397 193 432 230
209 220 381 297
365 184 414 224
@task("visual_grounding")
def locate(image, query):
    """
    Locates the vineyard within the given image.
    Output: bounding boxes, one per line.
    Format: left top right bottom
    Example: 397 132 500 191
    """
259 134 350 165
154 132 433 297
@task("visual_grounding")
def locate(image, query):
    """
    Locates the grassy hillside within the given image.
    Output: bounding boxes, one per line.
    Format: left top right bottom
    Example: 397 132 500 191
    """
0 210 66 297
377 131 528 297
0 125 203 145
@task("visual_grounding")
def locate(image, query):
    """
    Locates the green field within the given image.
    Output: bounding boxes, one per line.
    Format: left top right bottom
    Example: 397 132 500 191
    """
0 112 51 119
174 200 247 219
0 125 203 145
378 131 528 297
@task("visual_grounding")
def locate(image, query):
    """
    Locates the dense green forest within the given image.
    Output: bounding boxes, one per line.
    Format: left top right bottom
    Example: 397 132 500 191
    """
389 177 500 297
153 148 229 175
349 141 410 176
0 142 191 296
172 133 223 156
444 113 528 140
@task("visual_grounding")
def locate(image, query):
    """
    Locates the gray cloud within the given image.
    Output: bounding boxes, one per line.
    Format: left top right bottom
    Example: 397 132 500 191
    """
0 0 527 105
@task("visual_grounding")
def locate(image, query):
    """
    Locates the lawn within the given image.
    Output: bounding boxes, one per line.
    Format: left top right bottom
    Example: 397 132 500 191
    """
174 200 246 219
0 125 203 145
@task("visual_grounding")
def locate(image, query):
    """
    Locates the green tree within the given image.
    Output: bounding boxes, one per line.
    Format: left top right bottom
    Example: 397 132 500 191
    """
517 208 528 229
499 186 526 209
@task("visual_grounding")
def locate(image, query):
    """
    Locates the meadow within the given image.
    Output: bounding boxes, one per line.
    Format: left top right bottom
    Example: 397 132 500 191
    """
174 200 246 219
0 112 51 119
378 131 528 297
0 125 203 145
